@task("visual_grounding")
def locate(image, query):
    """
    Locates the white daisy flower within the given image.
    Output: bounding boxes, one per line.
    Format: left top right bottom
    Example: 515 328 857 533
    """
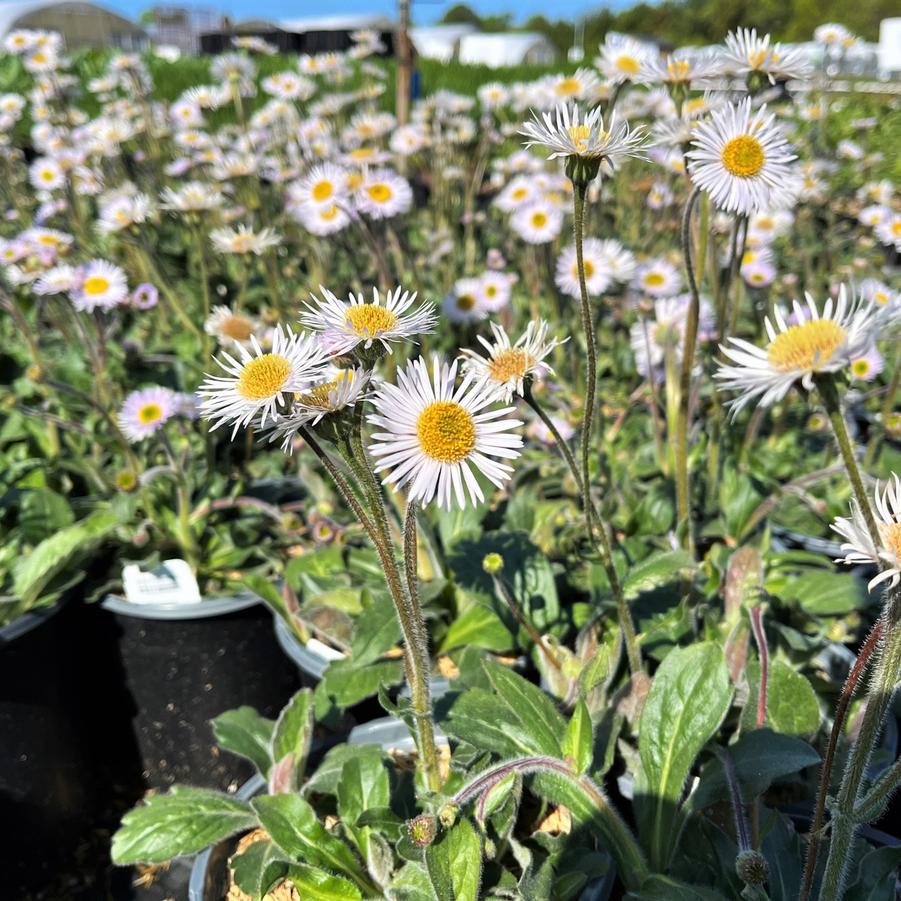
160 181 224 212
199 327 329 437
29 157 65 191
367 356 523 510
475 271 515 312
460 320 567 401
833 475 901 592
97 193 153 234
302 285 436 357
33 264 79 296
444 278 486 324
266 368 370 450
291 162 349 210
687 99 796 215
555 238 615 299
633 258 682 297
595 35 655 84
520 103 646 168
494 176 539 213
204 305 260 346
549 68 602 101
511 200 563 245
715 287 878 416
70 260 128 312
647 51 719 87
858 205 890 228
355 169 413 219
119 387 177 443
210 225 281 256
720 28 812 83
875 214 901 252
293 201 351 236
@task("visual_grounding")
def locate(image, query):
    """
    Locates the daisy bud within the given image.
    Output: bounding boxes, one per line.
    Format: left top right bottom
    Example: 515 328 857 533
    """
407 814 437 847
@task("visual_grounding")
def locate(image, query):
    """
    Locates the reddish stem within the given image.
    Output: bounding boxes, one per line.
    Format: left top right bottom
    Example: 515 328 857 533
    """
749 607 768 729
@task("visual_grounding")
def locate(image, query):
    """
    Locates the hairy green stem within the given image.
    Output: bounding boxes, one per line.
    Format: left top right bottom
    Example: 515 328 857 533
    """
571 182 641 675
675 187 702 551
819 590 901 901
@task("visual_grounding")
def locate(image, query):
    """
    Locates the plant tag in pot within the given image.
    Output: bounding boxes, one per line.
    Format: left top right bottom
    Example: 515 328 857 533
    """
122 559 202 605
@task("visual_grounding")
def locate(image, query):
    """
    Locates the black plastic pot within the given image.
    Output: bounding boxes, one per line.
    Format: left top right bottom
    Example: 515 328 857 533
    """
101 592 300 790
0 599 100 893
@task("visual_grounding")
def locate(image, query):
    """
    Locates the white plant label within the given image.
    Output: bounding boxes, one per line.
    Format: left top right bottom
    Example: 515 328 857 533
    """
122 559 202 605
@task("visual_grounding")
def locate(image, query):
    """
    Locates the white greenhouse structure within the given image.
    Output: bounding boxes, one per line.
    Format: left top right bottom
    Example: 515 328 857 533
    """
457 32 555 67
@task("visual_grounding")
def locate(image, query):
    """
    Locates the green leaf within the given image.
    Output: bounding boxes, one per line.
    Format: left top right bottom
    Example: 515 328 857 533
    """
349 593 403 667
623 551 695 600
337 754 390 858
319 660 404 708
425 818 483 901
111 787 255 864
562 699 593 775
14 509 120 604
844 845 901 901
19 489 73 543
578 646 612 696
445 689 546 758
438 603 513 654
231 839 289 901
634 642 733 870
284 864 363 901
627 875 728 900
777 569 869 615
305 744 390 797
271 689 314 788
690 729 820 812
211 706 275 776
483 659 566 756
251 794 364 881
742 658 820 736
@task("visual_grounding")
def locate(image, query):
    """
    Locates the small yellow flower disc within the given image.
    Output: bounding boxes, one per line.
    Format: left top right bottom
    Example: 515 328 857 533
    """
237 354 291 399
488 349 530 382
138 403 163 424
720 135 766 178
366 183 392 203
345 305 397 337
83 276 111 295
416 401 476 463
766 320 846 372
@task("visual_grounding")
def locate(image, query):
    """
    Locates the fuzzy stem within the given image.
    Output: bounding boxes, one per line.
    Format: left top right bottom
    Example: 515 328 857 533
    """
819 589 901 901
853 740 901 824
799 621 883 901
815 374 880 549
571 184 642 675
749 606 769 729
451 755 648 889
490 570 562 673
675 186 702 551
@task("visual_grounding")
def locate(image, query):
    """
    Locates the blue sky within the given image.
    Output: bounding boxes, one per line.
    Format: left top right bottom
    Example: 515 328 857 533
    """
109 0 627 26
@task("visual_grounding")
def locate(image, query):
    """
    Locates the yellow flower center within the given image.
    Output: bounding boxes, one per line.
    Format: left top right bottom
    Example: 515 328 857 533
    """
881 522 901 560
320 206 339 221
41 169 56 181
488 348 531 382
667 59 691 81
748 48 768 69
350 147 374 160
583 260 595 278
485 284 498 297
767 320 846 372
83 276 111 295
721 135 766 178
220 314 254 341
616 55 641 75
457 294 476 311
312 180 333 201
416 401 476 463
345 304 397 337
568 124 591 152
555 77 582 96
531 211 548 228
892 221 901 237
237 354 291 399
512 187 528 201
874 291 889 305
367 183 392 203
643 272 665 287
297 379 340 409
851 359 870 377
138 403 162 424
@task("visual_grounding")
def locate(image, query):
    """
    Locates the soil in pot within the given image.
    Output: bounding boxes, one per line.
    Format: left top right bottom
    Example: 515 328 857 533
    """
102 594 300 790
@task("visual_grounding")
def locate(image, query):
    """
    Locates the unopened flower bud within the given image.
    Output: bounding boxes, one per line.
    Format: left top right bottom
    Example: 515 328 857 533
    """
735 850 769 886
407 814 437 847
438 802 459 829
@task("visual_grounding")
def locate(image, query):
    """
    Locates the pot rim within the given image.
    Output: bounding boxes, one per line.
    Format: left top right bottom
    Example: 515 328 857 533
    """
0 595 65 644
101 590 260 621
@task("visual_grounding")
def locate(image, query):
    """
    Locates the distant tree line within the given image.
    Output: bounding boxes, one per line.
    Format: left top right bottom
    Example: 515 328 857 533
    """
439 0 895 54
